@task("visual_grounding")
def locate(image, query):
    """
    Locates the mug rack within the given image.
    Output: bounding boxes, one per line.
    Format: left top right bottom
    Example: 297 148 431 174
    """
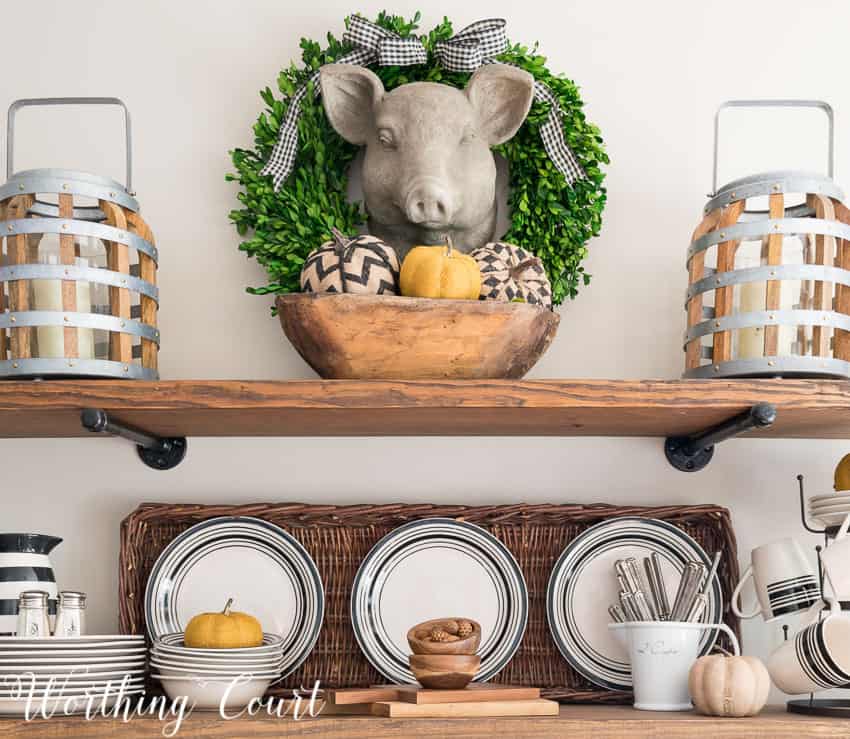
787 474 850 717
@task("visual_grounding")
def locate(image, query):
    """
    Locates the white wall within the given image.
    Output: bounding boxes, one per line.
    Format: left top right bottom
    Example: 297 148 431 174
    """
3 0 849 700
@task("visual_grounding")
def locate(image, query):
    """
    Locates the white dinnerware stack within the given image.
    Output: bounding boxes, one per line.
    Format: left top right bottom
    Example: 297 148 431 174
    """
150 632 284 710
0 635 146 715
809 492 850 529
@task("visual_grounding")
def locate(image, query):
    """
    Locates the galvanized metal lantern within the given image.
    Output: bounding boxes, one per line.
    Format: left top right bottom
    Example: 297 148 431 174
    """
0 98 159 379
684 100 850 379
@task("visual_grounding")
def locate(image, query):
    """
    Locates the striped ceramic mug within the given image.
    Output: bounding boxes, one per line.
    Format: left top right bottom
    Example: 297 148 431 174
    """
732 538 819 622
768 598 850 694
0 533 61 634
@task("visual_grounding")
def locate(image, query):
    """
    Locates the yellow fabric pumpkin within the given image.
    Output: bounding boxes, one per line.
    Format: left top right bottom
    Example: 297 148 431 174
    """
400 239 481 300
184 598 263 649
688 654 770 717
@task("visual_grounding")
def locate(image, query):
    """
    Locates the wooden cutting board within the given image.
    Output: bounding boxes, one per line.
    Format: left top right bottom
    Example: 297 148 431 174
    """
370 698 560 718
328 684 540 705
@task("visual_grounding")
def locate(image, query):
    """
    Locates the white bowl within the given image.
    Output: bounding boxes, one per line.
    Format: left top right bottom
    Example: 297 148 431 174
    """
151 647 283 665
150 651 281 667
154 674 272 711
155 633 283 656
150 661 279 680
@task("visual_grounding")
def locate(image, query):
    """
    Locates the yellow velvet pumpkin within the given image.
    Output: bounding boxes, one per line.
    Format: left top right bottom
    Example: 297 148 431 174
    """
183 598 263 649
399 239 481 300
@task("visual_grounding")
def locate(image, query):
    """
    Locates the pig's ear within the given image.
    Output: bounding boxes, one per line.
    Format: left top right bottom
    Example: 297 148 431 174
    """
320 64 385 145
465 65 534 146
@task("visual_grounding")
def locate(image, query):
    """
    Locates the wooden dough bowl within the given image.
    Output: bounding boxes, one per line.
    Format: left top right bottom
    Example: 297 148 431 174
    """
276 293 560 380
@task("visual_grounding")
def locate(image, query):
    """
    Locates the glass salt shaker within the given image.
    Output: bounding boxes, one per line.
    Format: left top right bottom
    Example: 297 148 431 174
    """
53 591 86 637
15 591 51 637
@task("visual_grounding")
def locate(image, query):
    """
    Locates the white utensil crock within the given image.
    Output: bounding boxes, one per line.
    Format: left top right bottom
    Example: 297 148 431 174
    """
609 621 740 711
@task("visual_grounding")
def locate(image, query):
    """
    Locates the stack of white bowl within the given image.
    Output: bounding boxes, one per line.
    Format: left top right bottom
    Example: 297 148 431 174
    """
809 492 850 529
0 635 145 716
150 633 284 710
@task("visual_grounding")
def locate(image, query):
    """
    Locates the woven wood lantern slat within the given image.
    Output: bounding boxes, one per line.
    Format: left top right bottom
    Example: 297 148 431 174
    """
0 98 159 380
683 100 850 379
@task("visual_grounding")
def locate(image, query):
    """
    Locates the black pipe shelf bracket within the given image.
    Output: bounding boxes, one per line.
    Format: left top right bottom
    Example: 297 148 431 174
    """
664 401 777 472
80 408 187 470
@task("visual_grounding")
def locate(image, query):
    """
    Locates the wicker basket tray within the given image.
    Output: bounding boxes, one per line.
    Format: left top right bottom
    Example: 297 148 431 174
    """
119 502 740 703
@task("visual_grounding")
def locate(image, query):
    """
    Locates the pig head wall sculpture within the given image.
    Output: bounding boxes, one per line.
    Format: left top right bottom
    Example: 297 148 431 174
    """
320 63 535 260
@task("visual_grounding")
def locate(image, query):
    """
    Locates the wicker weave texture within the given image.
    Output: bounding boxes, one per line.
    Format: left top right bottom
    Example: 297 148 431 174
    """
119 502 740 703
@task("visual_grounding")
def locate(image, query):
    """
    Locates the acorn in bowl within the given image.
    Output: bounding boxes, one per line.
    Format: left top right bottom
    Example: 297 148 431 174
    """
407 617 482 689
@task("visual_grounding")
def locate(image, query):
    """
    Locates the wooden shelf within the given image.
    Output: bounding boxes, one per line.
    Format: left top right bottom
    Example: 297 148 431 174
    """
0 378 849 440
1 705 844 737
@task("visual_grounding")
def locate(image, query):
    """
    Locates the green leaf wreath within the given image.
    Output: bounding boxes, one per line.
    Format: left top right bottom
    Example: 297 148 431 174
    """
228 11 608 305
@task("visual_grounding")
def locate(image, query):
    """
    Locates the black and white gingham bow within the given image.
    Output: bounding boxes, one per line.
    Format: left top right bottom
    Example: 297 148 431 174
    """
260 16 585 190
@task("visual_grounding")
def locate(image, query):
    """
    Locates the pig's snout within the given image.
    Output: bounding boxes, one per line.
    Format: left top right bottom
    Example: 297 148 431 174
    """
404 178 454 227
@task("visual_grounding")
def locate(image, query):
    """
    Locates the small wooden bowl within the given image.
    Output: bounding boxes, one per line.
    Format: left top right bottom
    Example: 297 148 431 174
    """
277 293 559 380
407 618 481 655
409 654 481 689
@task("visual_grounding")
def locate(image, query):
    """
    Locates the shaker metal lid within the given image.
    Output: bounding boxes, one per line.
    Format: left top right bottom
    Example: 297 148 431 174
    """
58 591 87 608
18 590 50 607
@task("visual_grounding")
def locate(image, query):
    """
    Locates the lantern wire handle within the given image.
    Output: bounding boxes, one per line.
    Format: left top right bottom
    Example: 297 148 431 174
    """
712 100 834 195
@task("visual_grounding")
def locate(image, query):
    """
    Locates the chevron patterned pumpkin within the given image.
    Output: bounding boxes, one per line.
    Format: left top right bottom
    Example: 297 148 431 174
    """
300 230 400 295
469 241 552 309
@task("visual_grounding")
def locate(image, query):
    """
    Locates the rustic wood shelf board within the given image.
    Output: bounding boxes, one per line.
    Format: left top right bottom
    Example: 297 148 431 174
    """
0 705 845 737
0 378 849 439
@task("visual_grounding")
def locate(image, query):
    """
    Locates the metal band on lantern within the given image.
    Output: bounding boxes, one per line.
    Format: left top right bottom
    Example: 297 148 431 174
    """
0 98 159 380
683 100 850 380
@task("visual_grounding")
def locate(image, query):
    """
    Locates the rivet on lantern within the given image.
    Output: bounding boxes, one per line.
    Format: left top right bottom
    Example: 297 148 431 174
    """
17 184 23 191
10 316 16 323
123 366 129 373
6 224 13 232
120 321 126 328
61 223 68 230
774 223 780 230
719 232 726 239
713 365 720 372
773 183 781 191
715 321 721 328
62 183 68 190
769 314 775 321
12 363 18 369
63 316 69 322
768 361 776 367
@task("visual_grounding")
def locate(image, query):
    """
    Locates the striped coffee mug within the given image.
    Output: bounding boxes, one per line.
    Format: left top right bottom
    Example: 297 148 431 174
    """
768 598 850 694
0 533 61 634
732 538 819 622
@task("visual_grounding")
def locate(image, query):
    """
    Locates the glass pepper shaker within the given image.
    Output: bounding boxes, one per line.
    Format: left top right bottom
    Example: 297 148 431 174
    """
53 591 86 637
15 591 51 637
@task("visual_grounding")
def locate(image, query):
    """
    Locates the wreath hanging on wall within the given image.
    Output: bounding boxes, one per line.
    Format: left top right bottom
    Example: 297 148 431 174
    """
228 11 607 306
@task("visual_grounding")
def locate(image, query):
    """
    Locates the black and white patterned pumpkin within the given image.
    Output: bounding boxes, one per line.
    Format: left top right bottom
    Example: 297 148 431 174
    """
300 230 400 295
469 241 552 308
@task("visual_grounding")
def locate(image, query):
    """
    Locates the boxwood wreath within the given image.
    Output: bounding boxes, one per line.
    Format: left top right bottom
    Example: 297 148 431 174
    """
228 11 607 306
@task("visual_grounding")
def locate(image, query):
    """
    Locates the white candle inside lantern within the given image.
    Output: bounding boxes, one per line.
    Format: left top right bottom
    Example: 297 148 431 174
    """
737 278 766 359
32 255 64 358
75 258 94 360
32 256 95 360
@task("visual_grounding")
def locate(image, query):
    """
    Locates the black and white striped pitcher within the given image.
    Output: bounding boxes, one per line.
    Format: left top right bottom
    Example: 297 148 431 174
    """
0 534 61 634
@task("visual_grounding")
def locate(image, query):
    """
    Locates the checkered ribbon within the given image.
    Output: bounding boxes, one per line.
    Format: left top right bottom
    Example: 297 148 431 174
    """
260 16 586 190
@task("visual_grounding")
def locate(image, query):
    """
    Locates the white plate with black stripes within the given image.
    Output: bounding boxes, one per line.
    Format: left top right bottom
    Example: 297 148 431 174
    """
145 517 323 679
546 517 723 691
351 518 528 684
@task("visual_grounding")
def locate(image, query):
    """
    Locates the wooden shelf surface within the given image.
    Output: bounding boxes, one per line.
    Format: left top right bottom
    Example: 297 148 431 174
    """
1 705 845 738
0 378 849 440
